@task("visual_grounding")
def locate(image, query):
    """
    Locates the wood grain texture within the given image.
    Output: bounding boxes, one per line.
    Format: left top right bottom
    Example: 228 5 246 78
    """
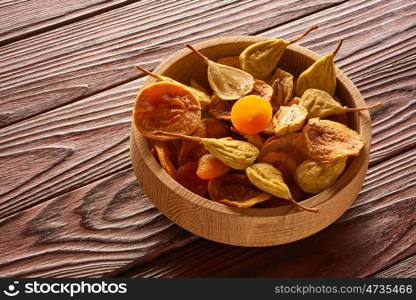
0 78 143 220
0 168 196 277
0 0 346 127
374 255 416 278
0 0 135 45
123 147 416 277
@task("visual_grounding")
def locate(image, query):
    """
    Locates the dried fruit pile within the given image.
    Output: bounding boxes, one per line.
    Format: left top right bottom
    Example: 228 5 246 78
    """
133 26 381 213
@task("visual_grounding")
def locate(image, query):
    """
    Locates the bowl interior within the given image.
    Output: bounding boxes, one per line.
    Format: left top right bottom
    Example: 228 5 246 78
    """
137 36 369 216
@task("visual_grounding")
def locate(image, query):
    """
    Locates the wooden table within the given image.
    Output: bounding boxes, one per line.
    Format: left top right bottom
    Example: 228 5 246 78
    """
0 0 414 278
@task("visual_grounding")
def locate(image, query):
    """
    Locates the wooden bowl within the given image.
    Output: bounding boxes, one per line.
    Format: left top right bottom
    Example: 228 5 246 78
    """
130 36 371 247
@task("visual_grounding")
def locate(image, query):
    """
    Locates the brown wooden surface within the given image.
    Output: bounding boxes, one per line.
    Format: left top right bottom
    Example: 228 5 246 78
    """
0 0 414 278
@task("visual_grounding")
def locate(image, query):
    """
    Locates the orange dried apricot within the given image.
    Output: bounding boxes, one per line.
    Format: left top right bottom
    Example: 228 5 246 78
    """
231 95 273 134
197 154 230 180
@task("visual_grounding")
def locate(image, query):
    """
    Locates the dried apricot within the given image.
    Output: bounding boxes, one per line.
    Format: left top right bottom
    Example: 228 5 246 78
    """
231 95 273 134
176 161 208 196
197 154 230 179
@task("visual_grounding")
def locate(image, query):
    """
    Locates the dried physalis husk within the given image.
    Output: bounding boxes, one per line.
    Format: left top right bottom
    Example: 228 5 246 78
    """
208 174 271 208
239 26 318 79
294 158 346 193
295 40 343 97
190 79 209 95
272 104 308 136
186 44 254 100
268 68 294 108
303 118 365 162
301 88 382 119
178 125 207 166
208 80 272 121
246 163 318 212
259 151 298 182
154 132 259 170
176 161 208 196
134 81 201 141
217 56 241 69
258 132 309 163
154 142 177 179
135 66 212 108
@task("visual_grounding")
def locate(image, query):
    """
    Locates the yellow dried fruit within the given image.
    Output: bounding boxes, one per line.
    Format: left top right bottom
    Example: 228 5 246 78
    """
208 174 271 208
246 163 318 212
216 56 241 69
186 44 254 100
154 132 259 170
135 65 212 108
240 26 318 80
295 40 343 97
301 88 382 119
294 158 346 194
272 104 308 136
250 80 273 101
268 68 294 108
303 118 365 162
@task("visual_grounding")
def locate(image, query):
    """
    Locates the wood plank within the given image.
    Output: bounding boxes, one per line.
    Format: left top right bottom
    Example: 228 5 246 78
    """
374 255 416 278
0 0 137 45
0 0 346 127
0 78 143 219
122 148 416 278
0 146 414 278
0 168 196 277
1 0 414 220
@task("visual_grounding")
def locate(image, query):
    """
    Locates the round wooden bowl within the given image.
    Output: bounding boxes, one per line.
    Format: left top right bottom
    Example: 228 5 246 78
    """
130 36 372 247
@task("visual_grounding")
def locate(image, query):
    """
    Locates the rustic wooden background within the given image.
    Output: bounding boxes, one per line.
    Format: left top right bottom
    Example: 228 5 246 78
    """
0 0 415 278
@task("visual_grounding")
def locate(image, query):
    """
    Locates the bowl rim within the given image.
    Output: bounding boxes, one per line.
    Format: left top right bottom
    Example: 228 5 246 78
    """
131 36 372 218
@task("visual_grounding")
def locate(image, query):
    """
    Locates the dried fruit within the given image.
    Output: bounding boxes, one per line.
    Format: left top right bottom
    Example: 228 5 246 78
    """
287 97 301 106
239 26 318 79
154 132 259 170
295 40 343 97
272 104 308 136
231 127 265 149
154 142 177 179
303 118 365 162
217 56 241 69
208 80 272 121
190 79 209 95
202 118 229 138
268 68 294 108
134 81 201 141
176 161 208 196
246 163 318 212
208 174 271 208
301 88 382 119
135 65 212 108
294 158 346 193
259 151 298 182
231 95 273 134
197 154 230 179
258 132 309 163
186 44 255 100
178 125 207 165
